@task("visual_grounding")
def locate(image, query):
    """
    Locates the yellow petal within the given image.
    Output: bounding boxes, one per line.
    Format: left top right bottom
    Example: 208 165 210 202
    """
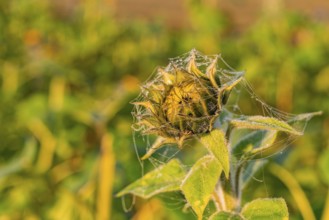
133 101 157 114
174 69 191 83
159 68 174 85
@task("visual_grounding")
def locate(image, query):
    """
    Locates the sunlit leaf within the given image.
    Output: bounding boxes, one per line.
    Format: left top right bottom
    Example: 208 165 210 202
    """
116 159 186 199
231 116 302 135
241 198 289 220
199 129 229 177
209 211 244 220
181 155 222 220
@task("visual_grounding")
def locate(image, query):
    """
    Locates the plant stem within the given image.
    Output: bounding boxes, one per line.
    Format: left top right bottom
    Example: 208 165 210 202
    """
216 180 227 211
233 161 245 211
213 178 230 212
225 124 234 141
212 191 223 211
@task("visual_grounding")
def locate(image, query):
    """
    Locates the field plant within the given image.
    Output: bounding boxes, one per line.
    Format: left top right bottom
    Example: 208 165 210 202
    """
117 50 320 219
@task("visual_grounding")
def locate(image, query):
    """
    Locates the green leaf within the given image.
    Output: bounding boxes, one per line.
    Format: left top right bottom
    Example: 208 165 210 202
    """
181 155 223 220
209 211 244 220
116 159 186 199
318 149 329 185
0 138 37 178
232 130 277 159
230 116 302 136
241 198 289 220
199 129 229 177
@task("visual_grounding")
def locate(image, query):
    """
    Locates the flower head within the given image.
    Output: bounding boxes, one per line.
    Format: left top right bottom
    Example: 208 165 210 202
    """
133 49 243 159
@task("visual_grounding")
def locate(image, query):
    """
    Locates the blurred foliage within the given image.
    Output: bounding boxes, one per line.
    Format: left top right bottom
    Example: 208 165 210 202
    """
0 0 328 219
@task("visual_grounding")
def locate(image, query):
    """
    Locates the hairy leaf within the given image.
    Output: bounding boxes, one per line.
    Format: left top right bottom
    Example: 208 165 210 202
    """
209 211 244 220
231 116 302 136
199 129 229 177
116 159 186 199
181 155 223 220
241 198 289 220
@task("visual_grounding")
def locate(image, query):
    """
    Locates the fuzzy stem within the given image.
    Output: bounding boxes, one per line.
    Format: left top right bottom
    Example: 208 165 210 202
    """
216 180 227 211
225 124 234 141
212 190 223 211
233 160 245 212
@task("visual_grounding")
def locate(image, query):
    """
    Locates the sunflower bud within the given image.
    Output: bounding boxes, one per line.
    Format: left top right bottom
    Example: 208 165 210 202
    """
133 49 243 159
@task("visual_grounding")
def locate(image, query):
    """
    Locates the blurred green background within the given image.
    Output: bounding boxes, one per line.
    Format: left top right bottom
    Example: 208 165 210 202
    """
0 0 329 219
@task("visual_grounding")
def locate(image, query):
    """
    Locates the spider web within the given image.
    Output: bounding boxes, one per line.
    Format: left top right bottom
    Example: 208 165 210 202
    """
129 49 320 216
132 49 318 162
